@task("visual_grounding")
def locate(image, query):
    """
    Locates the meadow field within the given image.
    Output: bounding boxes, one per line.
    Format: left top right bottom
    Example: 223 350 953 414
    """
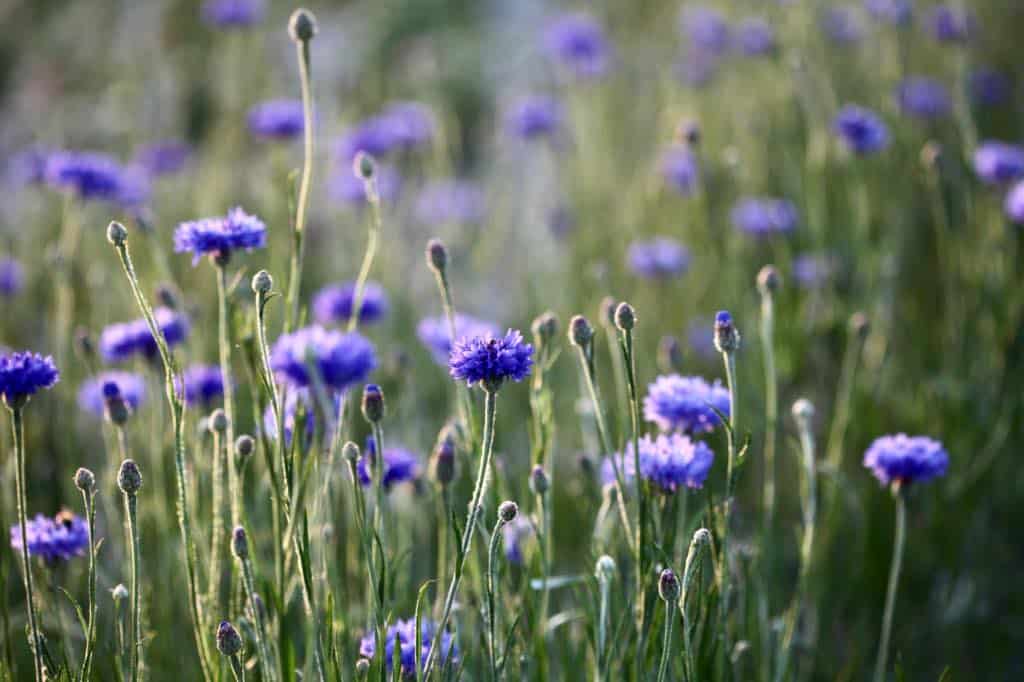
0 0 1022 679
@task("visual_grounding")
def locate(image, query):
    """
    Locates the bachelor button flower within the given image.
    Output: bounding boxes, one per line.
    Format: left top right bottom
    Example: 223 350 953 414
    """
659 147 700 195
821 6 864 45
864 0 913 27
44 151 125 201
627 238 691 279
834 105 890 155
356 436 420 489
792 252 837 288
77 371 146 418
680 7 731 55
970 69 1011 108
99 307 189 362
417 314 500 365
0 352 59 406
543 13 612 79
174 207 267 265
895 77 952 120
358 618 457 676
601 433 715 492
0 258 24 297
503 516 534 564
1005 181 1024 224
972 142 1024 185
10 511 88 561
643 374 730 433
449 330 533 390
181 365 226 407
263 389 338 448
202 0 264 28
336 119 395 161
312 281 389 326
731 197 799 237
270 326 376 393
736 18 776 57
414 180 485 226
505 96 562 140
247 100 304 141
863 434 949 487
926 5 974 44
134 140 190 177
378 102 435 151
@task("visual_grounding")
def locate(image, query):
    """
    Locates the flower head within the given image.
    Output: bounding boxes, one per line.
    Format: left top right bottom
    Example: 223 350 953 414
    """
970 69 1011 108
0 257 24 297
414 180 485 226
643 374 729 433
202 0 263 28
863 434 949 487
731 197 799 236
821 6 864 45
681 7 731 55
1004 181 1024 224
659 147 700 196
377 102 435 151
543 13 612 79
792 252 837 288
174 207 267 265
418 314 499 365
864 0 913 27
449 330 533 389
505 96 562 140
99 307 189 362
356 436 420 489
973 142 1024 185
834 105 890 155
896 77 952 120
181 365 226 407
247 100 304 140
10 511 88 561
0 351 59 406
134 140 191 177
926 5 974 43
312 281 389 326
270 326 376 392
359 618 457 675
627 238 691 279
78 371 146 418
736 18 776 57
45 151 126 201
601 433 715 492
503 516 534 564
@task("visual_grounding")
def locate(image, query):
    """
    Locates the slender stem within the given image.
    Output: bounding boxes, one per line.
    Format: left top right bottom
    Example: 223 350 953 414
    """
597 576 611 682
216 265 241 532
680 530 711 682
718 350 739 680
239 555 276 682
429 264 477 455
486 516 507 682
872 493 906 682
618 328 646 644
228 653 245 682
208 429 226 612
370 421 386 540
285 36 314 333
125 493 142 682
761 293 777 528
10 406 43 682
824 328 863 475
347 191 382 333
78 486 98 682
656 602 675 682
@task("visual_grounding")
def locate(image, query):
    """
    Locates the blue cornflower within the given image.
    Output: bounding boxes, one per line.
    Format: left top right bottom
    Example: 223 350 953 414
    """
417 314 500 365
792 252 837 288
972 142 1024 185
134 140 190 177
503 516 533 565
116 166 152 209
543 13 612 79
356 436 420 489
863 434 949 487
10 512 88 561
174 207 267 265
970 69 1011 108
687 322 717 361
181 365 226 407
359 618 457 676
0 257 24 297
821 6 864 45
78 371 146 418
505 96 562 140
45 151 125 201
270 326 376 393
414 180 485 226
834 105 890 155
895 77 952 120
330 164 401 207
659 147 700 195
627 238 691 279
378 102 435 151
643 374 729 433
736 18 777 57
248 100 304 140
601 433 715 492
312 280 389 326
99 307 189 362
449 330 533 389
0 351 59 406
263 388 339 448
731 197 799 237
336 120 396 161
202 0 263 28
926 5 974 43
864 0 913 27
1005 181 1024 224
680 7 731 55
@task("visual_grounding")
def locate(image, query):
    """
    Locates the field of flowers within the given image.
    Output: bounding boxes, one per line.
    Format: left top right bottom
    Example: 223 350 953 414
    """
1 0 1022 680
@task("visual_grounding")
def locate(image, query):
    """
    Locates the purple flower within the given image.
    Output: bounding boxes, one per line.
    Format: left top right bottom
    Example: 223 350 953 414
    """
681 7 731 55
358 619 457 676
0 258 24 297
270 326 376 392
356 436 420 489
627 238 691 279
134 140 190 177
731 197 799 236
926 5 974 43
821 6 864 45
895 77 952 120
687 321 717 360
643 374 729 433
202 0 263 28
543 13 612 79
863 434 949 486
659 147 700 195
248 100 304 140
378 102 435 151
330 164 401 207
78 371 146 417
0 351 59 405
972 142 1024 185
834 105 890 155
970 69 1012 108
10 512 88 561
449 329 533 389
864 0 913 27
263 388 335 448
503 516 533 564
414 180 485 225
1005 181 1024 224
174 207 267 265
736 18 776 57
99 308 189 362
506 96 562 140
116 166 152 209
417 314 499 365
312 281 389 326
601 433 715 492
181 365 226 407
44 151 125 201
792 252 837 288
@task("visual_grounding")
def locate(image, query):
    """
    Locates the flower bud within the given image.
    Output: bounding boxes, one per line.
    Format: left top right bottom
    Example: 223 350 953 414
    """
529 464 550 495
791 398 815 429
117 459 142 495
568 315 594 348
713 310 741 353
426 239 448 273
74 467 95 492
156 283 180 310
595 555 616 582
106 221 128 246
287 8 317 42
355 659 371 678
216 621 243 657
111 584 129 601
235 435 255 459
361 384 385 423
498 500 519 524
209 409 228 434
343 441 360 464
658 568 681 603
757 265 781 295
531 311 559 350
75 328 95 360
353 151 376 181
251 270 273 295
614 302 636 332
231 526 249 559
920 140 942 170
848 311 869 339
677 119 700 146
431 428 456 486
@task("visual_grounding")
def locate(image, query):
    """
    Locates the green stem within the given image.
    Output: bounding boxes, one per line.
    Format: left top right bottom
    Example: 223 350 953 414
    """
618 327 647 645
239 555 276 682
718 350 739 680
228 653 245 682
656 601 675 682
125 493 142 682
208 429 226 613
429 264 477 458
216 265 241 532
761 293 777 529
78 486 98 682
597 575 611 682
872 493 906 682
680 529 712 682
10 406 43 682
347 185 382 333
486 517 507 682
285 36 314 333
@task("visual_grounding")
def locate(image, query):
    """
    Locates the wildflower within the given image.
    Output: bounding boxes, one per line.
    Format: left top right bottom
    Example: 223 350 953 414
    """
180 365 226 407
356 436 419 489
449 330 534 390
659 147 700 196
970 69 1011 108
173 207 267 265
680 7 731 55
895 77 952 120
0 257 24 297
659 568 681 602
202 0 263 28
543 13 612 79
77 371 146 418
117 459 143 495
601 433 715 492
44 151 125 201
377 101 435 151
736 18 776 57
270 325 376 392
714 310 740 353
863 434 949 487
643 374 730 433
358 619 457 675
834 105 890 155
1004 181 1024 224
263 389 328 447
134 140 190 177
731 197 799 236
972 142 1024 185
215 621 243 656
99 308 189 362
414 180 485 226
417 313 499 365
627 238 691 279
503 516 533 564
505 96 562 140
312 281 389 326
0 351 59 406
821 6 864 45
863 0 913 27
247 100 304 141
926 5 974 43
9 512 88 561
361 384 385 423
792 252 837 288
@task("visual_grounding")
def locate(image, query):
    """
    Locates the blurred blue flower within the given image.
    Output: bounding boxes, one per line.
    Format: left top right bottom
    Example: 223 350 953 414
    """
644 374 729 433
248 100 304 140
180 365 226 407
864 0 913 27
99 307 189 362
45 151 126 201
356 436 420 489
601 433 715 492
659 146 700 195
78 371 146 417
543 13 612 79
895 77 951 119
687 321 717 360
414 180 485 225
503 516 533 564
134 140 190 177
863 434 949 486
313 280 389 326
270 326 376 392
8 146 52 185
359 618 457 676
549 205 575 238
834 105 890 155
0 258 24 297
378 101 435 151
973 142 1024 185
680 7 731 55
263 388 337 448
174 207 267 265
792 252 837 289
731 197 799 236
970 69 1012 107
736 18 776 57
628 238 691 279
821 6 864 45
417 314 499 365
926 5 974 43
202 0 263 28
0 351 59 405
1005 181 1024 224
449 329 533 388
505 96 562 140
10 512 88 561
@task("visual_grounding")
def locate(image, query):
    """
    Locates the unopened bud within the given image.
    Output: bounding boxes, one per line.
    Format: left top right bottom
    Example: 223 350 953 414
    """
231 526 249 559
106 221 128 246
74 467 95 492
251 270 273 294
614 302 636 331
426 239 447 273
568 315 594 348
216 621 243 657
287 8 317 42
713 310 741 353
757 265 781 295
498 500 519 524
117 459 142 495
361 384 385 423
658 568 680 603
530 464 550 495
